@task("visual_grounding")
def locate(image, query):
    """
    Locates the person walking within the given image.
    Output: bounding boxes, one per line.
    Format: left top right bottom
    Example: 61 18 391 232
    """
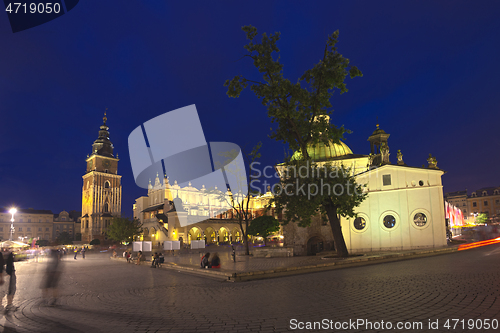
41 248 62 306
0 246 17 314
81 247 86 259
136 251 142 265
73 247 78 260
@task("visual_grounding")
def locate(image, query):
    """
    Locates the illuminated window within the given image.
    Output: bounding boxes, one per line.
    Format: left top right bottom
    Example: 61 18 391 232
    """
353 217 366 230
383 215 396 229
413 213 427 227
382 175 391 186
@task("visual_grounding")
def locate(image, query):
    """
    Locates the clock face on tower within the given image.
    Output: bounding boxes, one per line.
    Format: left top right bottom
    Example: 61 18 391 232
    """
102 160 111 169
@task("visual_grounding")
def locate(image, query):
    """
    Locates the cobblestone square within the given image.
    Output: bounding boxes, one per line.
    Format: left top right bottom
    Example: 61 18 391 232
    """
0 244 499 332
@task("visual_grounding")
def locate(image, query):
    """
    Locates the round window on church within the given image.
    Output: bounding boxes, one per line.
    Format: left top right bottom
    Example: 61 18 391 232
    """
383 215 396 228
353 217 366 230
413 213 427 227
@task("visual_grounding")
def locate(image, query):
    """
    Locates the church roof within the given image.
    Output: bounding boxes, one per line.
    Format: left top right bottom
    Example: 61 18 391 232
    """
290 140 354 162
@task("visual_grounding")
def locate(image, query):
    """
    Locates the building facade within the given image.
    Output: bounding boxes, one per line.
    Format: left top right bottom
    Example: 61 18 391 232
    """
282 123 447 255
81 113 122 242
133 173 271 246
0 208 81 242
53 210 79 240
445 187 500 223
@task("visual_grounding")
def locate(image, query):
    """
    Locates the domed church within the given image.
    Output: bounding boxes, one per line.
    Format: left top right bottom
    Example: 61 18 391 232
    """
283 123 447 256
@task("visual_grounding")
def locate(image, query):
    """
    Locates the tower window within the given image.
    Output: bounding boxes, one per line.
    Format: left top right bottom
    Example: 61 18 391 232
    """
104 181 110 188
382 175 391 186
104 203 109 212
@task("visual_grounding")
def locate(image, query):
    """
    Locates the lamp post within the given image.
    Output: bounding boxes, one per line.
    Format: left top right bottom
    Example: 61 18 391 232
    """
9 207 17 241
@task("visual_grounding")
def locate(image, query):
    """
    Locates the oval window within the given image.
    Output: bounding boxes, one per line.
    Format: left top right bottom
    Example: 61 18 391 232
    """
354 217 366 230
414 213 427 227
383 215 396 228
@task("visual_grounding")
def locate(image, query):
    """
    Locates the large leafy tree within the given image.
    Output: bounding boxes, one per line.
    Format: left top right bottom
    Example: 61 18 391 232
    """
56 231 73 245
106 217 143 244
247 215 280 246
225 26 365 257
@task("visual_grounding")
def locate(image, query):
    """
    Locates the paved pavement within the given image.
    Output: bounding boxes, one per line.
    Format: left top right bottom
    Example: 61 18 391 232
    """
0 240 499 332
125 244 460 281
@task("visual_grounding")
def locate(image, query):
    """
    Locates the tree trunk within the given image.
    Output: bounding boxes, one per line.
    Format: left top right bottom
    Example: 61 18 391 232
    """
239 218 250 255
324 202 349 258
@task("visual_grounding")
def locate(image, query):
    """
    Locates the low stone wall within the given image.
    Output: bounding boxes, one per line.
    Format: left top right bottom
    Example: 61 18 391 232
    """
253 246 293 258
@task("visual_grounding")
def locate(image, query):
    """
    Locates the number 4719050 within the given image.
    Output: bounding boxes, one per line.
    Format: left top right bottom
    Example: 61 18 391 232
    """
5 2 62 14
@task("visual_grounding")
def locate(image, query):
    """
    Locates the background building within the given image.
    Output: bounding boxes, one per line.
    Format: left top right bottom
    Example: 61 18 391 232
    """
445 187 500 223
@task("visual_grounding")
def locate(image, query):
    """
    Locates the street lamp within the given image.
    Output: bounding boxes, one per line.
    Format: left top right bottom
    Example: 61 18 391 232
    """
9 207 17 241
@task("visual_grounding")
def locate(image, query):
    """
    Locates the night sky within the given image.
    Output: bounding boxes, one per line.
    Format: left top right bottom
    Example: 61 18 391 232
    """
1 1 499 216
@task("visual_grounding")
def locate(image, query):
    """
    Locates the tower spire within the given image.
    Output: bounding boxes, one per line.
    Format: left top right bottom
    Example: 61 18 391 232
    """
103 108 108 125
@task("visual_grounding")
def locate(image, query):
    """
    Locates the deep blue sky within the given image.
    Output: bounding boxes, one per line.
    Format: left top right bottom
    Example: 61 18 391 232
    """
1 1 499 216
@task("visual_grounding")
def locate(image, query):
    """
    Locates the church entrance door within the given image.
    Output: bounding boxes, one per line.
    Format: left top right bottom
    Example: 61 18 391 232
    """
307 236 324 256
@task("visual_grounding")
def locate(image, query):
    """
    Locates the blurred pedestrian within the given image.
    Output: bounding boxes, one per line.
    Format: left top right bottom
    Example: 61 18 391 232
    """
81 247 86 259
0 246 17 314
126 251 132 263
73 247 78 260
41 248 62 306
136 251 143 265
158 253 164 268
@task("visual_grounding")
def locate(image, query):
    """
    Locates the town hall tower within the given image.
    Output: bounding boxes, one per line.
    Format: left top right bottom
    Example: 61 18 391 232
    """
81 112 122 242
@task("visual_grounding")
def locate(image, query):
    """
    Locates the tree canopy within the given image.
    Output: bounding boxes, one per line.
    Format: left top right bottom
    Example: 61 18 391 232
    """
56 231 73 245
106 217 142 244
247 215 280 246
225 26 365 257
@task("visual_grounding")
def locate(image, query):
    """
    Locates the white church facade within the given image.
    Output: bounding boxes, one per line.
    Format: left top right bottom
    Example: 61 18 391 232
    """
283 123 447 255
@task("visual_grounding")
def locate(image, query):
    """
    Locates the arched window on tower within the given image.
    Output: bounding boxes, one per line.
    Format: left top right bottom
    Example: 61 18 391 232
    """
104 181 110 189
104 203 109 212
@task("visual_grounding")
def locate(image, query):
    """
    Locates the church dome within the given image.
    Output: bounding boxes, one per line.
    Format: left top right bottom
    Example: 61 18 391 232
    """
291 140 353 162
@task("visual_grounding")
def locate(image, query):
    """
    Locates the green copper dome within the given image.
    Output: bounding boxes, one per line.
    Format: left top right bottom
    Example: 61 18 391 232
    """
291 141 353 162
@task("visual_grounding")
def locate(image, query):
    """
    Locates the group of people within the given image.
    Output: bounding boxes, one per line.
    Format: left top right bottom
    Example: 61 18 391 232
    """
73 246 86 260
200 252 220 269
